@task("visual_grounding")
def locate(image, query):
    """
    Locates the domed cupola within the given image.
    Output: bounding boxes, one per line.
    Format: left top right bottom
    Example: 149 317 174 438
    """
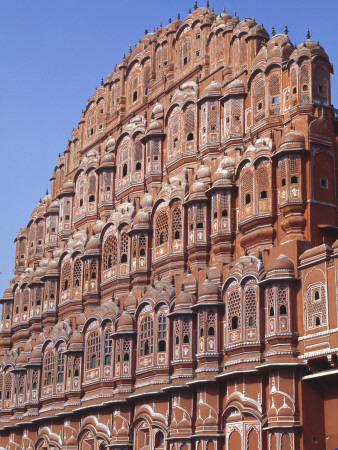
195 161 211 185
279 130 306 152
105 135 116 153
85 230 101 256
116 312 136 334
197 274 220 304
68 329 84 351
132 209 151 230
201 80 222 100
265 254 295 280
140 191 153 211
124 291 137 313
175 285 194 311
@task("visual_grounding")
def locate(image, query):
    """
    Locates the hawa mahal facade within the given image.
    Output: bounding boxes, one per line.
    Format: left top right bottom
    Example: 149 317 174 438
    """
0 4 337 450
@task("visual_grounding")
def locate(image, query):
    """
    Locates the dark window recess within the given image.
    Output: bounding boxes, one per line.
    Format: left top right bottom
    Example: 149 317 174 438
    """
208 326 215 336
320 178 328 188
222 209 228 217
133 91 138 102
158 340 166 352
187 133 194 141
214 212 217 219
315 317 321 326
175 336 179 345
270 307 274 317
232 316 238 330
121 254 127 263
123 164 128 177
183 56 188 65
260 190 267 199
136 162 142 170
291 176 298 184
89 195 95 202
174 230 180 239
279 304 287 315
281 178 286 187
196 222 204 229
245 193 251 204
173 138 178 148
140 248 146 256
293 87 297 94
183 335 189 344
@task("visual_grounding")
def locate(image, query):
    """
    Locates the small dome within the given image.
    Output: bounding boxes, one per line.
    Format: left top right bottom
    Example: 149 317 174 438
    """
175 286 194 310
86 233 101 251
116 312 135 332
124 291 137 311
93 220 105 235
202 80 222 98
152 102 164 118
195 162 211 182
105 136 116 151
146 120 163 135
140 192 153 209
16 352 28 365
190 181 208 197
198 275 219 301
67 434 77 446
266 254 295 279
30 348 43 361
279 130 305 150
60 180 74 195
133 210 150 227
76 313 86 328
69 330 83 345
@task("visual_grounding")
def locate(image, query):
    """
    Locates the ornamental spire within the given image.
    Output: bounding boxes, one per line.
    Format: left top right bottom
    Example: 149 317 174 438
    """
306 28 311 40
194 1 197 10
284 24 288 35
272 26 275 36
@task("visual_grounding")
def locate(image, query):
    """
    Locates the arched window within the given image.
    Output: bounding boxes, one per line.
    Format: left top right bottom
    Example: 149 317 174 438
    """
231 316 238 329
208 326 215 336
258 167 269 203
172 207 182 241
228 289 241 331
44 351 54 385
61 261 71 292
187 132 194 141
140 316 154 356
123 163 128 177
156 211 168 246
87 173 97 204
57 350 65 383
120 232 129 264
158 313 167 352
279 304 287 315
86 331 101 369
104 329 112 365
180 36 191 67
254 79 265 120
242 171 253 207
73 258 82 289
103 235 117 270
270 307 274 317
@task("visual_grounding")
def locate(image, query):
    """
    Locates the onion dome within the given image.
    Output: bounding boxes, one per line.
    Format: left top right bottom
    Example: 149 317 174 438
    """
132 209 150 229
212 155 235 185
175 285 194 311
198 275 219 303
152 102 164 119
291 39 329 63
116 312 135 333
204 410 216 425
60 180 74 195
124 291 137 312
29 347 43 364
2 286 14 300
195 161 211 183
146 119 163 135
105 136 116 152
201 80 222 99
140 192 153 210
189 180 208 200
85 231 101 252
100 151 115 167
279 130 305 151
224 79 245 97
207 266 222 285
93 220 105 235
182 271 197 293
265 254 295 279
16 352 28 367
46 256 58 273
68 330 84 351
47 199 60 214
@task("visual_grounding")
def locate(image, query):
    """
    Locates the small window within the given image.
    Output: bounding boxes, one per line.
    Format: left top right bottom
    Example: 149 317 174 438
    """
245 193 251 204
318 85 323 94
302 84 308 91
320 178 328 189
124 353 129 361
260 190 267 199
121 254 127 263
281 178 286 187
293 87 297 94
222 209 228 217
160 232 165 245
140 248 146 256
158 340 166 352
104 354 111 365
183 335 189 344
47 372 52 384
107 255 113 268
136 162 142 171
187 133 194 141
106 186 110 191
37 300 41 305
196 50 200 57
208 326 215 336
190 223 194 230
211 125 216 131
314 290 320 300
23 306 27 312
226 117 230 124
133 91 138 102
144 340 150 355
145 87 149 95
196 222 204 229
279 304 287 315
57 373 64 383
176 336 179 345
174 230 180 240
90 128 94 136
99 124 103 130
100 109 103 114
291 176 298 184
74 369 79 377
214 212 217 219
89 195 95 202
32 382 38 389
315 316 321 326
91 272 96 279
272 96 278 104
16 307 19 314
38 239 42 245
173 138 178 148
232 316 238 330
79 198 84 207
91 354 97 368
154 155 159 161
51 227 56 232
200 327 204 337
257 102 263 111
123 163 128 177
248 316 254 326
65 215 70 220
183 56 188 65
5 315 10 320
270 306 274 317
196 33 200 39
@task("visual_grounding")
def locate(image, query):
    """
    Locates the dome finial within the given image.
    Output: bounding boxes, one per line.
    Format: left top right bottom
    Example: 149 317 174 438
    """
189 8 191 14
46 188 49 195
272 26 275 36
177 13 180 20
194 1 197 10
144 29 148 35
168 17 171 23
306 28 311 40
284 25 288 35
101 77 104 86
129 45 132 54
223 7 225 13
206 0 209 8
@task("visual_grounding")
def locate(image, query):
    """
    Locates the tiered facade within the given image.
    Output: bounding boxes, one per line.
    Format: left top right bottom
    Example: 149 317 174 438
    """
0 5 337 450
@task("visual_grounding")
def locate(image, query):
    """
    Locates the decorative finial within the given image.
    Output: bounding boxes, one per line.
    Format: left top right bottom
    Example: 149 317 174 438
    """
160 22 162 27
272 26 275 36
223 7 225 13
194 1 197 10
46 189 49 195
189 8 191 14
284 25 288 35
234 11 237 17
129 45 132 54
168 17 171 23
206 0 209 8
253 16 256 24
177 13 180 20
306 28 311 40
144 29 148 35
101 77 104 86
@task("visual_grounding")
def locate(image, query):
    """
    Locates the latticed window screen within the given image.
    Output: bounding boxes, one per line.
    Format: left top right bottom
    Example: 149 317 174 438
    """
73 259 82 287
156 211 169 246
88 173 96 196
242 171 253 205
123 339 131 358
300 65 309 90
86 331 101 369
216 35 224 63
103 235 118 269
185 106 195 135
57 351 65 381
129 73 140 104
90 260 97 278
180 36 191 67
44 351 54 384
104 171 112 191
135 140 143 162
279 159 286 183
232 99 242 122
258 167 269 192
254 79 265 114
278 286 287 306
5 374 12 398
87 112 96 138
306 284 328 329
196 204 204 222
289 157 299 175
172 207 182 239
120 233 129 262
104 330 113 355
37 223 43 242
140 316 154 356
269 74 280 97
144 65 150 91
314 67 328 97
228 290 241 330
28 225 35 247
239 40 246 68
61 262 71 291
291 68 297 90
210 35 216 68
182 320 191 338
208 102 218 132
158 314 167 339
245 287 257 326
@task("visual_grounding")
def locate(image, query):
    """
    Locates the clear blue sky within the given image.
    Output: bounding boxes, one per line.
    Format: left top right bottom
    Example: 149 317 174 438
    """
0 0 337 295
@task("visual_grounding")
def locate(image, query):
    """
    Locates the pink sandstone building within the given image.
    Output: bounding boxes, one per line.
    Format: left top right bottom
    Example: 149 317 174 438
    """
0 4 337 449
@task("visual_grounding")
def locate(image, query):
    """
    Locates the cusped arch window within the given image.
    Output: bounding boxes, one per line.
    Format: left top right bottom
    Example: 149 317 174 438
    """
103 235 118 270
140 316 154 356
86 330 101 369
155 211 169 246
